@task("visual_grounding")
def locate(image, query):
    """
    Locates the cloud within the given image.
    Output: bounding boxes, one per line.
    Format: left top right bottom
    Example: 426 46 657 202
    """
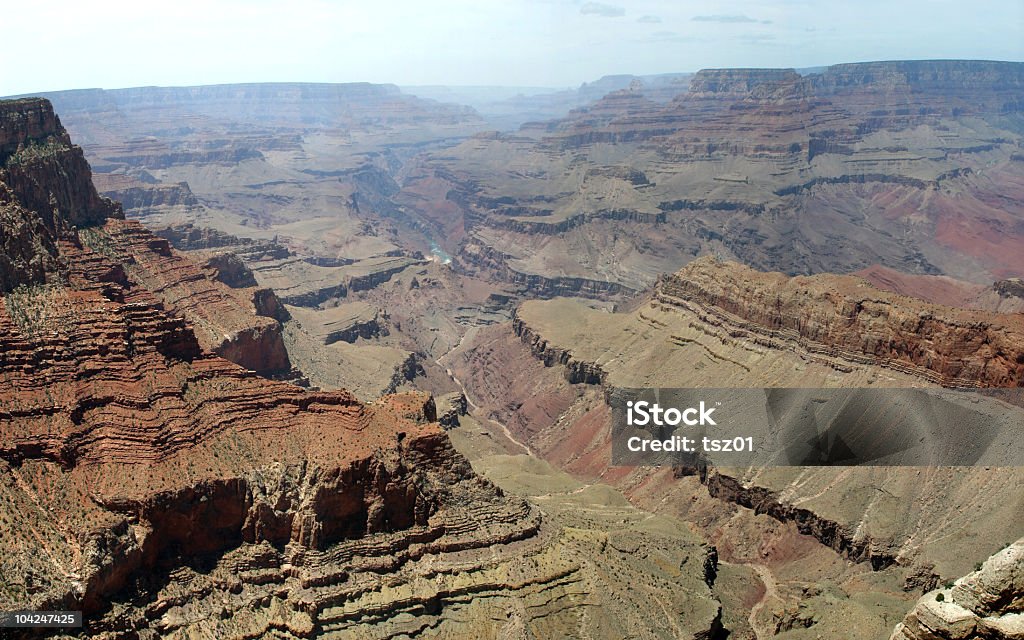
636 15 662 23
580 2 625 17
692 14 769 24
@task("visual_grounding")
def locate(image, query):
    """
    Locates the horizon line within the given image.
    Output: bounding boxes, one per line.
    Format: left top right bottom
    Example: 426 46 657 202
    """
4 57 1024 99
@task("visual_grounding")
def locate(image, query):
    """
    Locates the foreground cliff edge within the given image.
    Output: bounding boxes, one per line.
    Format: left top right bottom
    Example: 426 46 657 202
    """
0 99 727 638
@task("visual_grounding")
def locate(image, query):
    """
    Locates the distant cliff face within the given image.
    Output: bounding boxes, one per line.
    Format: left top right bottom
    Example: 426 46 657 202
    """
32 82 484 131
688 60 1024 112
659 257 1024 387
0 97 122 234
813 59 1024 93
688 68 803 95
404 59 1024 293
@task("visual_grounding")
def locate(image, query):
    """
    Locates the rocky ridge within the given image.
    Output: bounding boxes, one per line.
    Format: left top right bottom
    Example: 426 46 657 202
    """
656 256 1024 388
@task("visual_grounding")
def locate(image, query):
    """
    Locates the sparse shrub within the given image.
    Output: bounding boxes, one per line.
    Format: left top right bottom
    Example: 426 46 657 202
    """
936 592 945 602
4 283 71 337
4 136 66 168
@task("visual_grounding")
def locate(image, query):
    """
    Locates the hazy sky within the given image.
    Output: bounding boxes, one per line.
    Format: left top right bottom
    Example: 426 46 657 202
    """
3 0 1022 95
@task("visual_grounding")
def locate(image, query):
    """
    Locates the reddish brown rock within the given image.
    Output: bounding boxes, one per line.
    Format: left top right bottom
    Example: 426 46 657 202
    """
78 218 291 373
0 98 122 234
659 256 1024 387
0 98 66 156
0 185 62 292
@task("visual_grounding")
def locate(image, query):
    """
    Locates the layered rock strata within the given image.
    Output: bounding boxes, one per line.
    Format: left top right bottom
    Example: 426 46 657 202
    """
500 259 1024 581
656 257 1024 387
403 60 1024 294
0 99 121 234
77 219 291 374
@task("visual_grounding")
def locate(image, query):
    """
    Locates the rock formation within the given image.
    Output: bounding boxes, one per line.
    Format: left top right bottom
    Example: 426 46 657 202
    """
656 256 1024 388
443 255 1024 635
0 99 121 234
891 539 1024 639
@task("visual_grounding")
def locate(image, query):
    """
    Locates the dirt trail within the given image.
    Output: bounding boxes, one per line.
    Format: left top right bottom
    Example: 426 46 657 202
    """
748 562 779 640
437 327 534 456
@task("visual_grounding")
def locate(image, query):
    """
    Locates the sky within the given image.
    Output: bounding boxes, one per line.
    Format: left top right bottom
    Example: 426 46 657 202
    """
3 0 1023 95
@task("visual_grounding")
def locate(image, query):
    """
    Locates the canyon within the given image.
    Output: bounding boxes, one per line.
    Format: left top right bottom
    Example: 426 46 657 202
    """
0 98 725 639
3 58 1024 638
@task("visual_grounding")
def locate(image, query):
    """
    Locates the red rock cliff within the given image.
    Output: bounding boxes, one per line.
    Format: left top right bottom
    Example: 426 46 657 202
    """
658 256 1024 387
0 97 122 233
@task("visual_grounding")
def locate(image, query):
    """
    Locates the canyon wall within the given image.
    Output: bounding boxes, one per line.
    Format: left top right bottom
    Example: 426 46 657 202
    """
658 257 1024 387
494 259 1024 585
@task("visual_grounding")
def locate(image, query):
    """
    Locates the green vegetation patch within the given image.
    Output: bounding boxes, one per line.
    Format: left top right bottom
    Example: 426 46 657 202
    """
3 135 68 168
3 282 72 338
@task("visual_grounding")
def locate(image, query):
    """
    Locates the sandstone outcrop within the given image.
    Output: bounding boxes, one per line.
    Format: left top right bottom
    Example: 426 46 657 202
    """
1 98 122 234
0 98 65 157
94 177 198 213
249 255 425 307
200 251 259 288
154 223 289 256
891 539 1024 639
